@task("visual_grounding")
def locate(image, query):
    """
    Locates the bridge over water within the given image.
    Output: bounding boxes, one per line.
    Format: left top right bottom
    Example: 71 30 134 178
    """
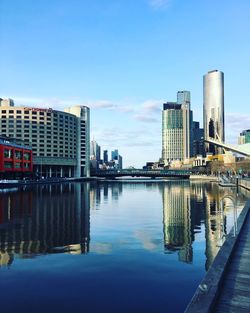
91 169 191 179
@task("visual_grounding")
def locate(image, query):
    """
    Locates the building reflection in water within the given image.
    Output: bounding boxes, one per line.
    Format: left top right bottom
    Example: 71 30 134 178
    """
89 181 244 269
0 181 246 270
162 181 244 268
203 184 237 270
162 181 193 263
0 183 90 267
89 182 123 209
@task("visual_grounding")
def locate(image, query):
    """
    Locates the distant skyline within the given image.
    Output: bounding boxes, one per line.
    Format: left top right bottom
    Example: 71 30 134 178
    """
1 0 250 167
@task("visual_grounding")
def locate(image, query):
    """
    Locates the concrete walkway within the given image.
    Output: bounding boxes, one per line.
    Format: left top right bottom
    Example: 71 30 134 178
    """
185 200 250 313
214 208 250 312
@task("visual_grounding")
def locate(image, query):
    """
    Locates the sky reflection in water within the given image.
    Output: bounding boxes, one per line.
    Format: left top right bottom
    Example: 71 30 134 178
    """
0 181 248 313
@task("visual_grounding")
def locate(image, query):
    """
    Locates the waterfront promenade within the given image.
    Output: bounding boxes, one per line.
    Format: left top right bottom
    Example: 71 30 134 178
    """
185 199 250 312
214 207 250 312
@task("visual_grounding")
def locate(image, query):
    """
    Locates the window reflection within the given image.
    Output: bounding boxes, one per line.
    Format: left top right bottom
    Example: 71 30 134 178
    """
0 183 90 267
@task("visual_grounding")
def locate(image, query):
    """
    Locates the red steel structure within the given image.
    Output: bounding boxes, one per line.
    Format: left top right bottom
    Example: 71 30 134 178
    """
0 136 33 176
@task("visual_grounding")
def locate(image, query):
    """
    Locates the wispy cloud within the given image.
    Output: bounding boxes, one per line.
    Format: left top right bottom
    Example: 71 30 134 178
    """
87 100 116 110
134 230 159 251
124 140 157 147
11 96 161 119
149 0 172 10
141 99 162 113
117 105 135 113
90 243 112 255
88 101 135 113
226 113 250 144
226 113 250 129
134 115 159 123
91 126 160 148
133 99 162 123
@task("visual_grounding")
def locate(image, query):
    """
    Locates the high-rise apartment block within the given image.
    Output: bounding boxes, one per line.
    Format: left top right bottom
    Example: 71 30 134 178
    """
203 70 224 154
162 91 193 165
0 98 90 177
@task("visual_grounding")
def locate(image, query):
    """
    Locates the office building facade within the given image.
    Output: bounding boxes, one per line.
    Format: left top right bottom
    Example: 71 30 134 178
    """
162 91 192 165
0 98 90 177
203 70 224 154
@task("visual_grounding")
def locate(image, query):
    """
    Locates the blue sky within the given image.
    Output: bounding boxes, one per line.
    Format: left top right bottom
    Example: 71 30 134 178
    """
1 0 250 167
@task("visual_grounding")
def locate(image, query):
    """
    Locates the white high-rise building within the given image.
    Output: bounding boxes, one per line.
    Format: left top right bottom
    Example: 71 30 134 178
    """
203 70 224 154
64 106 90 177
162 91 192 165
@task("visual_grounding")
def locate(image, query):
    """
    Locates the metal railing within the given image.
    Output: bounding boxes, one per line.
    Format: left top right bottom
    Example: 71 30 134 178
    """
91 169 192 177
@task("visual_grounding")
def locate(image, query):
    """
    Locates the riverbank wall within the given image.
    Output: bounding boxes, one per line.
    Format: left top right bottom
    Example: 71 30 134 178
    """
189 175 218 181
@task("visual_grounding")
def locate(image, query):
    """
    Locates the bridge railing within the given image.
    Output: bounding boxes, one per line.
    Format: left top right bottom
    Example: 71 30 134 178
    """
91 169 192 176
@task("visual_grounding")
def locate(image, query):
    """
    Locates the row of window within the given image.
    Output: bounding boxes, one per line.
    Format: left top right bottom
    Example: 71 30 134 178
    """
0 122 76 131
4 149 31 160
0 110 76 120
0 129 77 137
4 161 31 169
0 119 76 128
32 147 75 152
1 130 77 140
1 115 50 120
0 110 51 115
35 153 75 158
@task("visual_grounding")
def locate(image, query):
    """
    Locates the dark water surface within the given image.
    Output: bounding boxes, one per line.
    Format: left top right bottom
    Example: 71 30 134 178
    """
0 181 248 313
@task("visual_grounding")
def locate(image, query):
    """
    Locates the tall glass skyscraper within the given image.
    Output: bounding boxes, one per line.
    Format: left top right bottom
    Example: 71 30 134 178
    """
203 70 224 154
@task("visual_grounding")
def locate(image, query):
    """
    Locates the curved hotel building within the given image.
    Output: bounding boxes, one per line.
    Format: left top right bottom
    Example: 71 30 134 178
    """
203 70 224 154
0 98 90 178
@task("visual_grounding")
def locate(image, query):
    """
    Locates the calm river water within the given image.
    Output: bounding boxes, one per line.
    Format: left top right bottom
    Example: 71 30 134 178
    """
0 180 249 313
